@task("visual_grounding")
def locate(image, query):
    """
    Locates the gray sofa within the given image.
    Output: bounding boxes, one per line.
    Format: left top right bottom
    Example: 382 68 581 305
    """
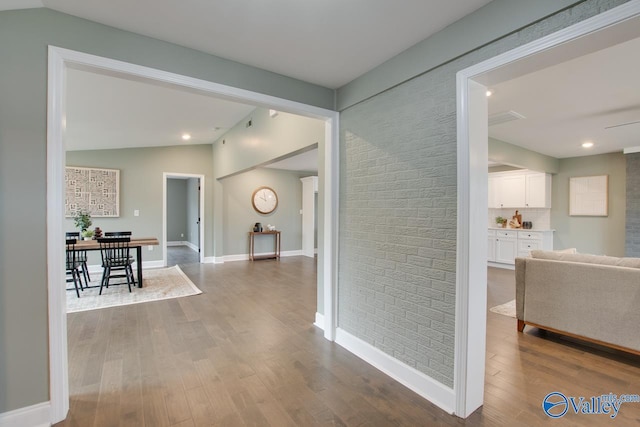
515 250 640 355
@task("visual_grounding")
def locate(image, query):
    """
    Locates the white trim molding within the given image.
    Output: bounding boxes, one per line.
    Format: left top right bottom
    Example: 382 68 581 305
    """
314 312 325 330
47 45 339 424
222 250 304 263
454 0 640 418
335 329 455 414
0 402 50 427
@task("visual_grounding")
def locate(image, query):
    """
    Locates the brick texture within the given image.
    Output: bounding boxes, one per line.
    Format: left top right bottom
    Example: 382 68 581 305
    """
626 153 640 256
338 0 630 388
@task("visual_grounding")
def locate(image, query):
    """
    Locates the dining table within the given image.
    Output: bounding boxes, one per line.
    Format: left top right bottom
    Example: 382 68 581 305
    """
72 237 160 287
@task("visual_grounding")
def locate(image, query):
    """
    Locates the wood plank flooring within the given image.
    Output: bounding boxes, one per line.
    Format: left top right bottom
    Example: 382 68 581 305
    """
56 260 640 426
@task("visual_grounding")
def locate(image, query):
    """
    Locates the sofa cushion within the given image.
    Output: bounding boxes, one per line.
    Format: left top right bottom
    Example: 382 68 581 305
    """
554 247 577 254
529 250 640 268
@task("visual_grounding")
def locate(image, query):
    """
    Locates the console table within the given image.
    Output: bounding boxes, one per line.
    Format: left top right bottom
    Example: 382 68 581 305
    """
248 231 281 261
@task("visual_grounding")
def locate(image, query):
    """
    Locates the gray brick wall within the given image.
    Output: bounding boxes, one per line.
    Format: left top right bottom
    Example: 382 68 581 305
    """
626 153 640 256
338 0 630 388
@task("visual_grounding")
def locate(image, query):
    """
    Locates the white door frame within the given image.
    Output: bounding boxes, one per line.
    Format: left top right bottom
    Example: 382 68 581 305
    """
163 173 206 264
47 46 339 424
454 0 640 417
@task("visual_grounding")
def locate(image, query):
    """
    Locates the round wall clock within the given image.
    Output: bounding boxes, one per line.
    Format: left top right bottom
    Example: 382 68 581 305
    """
252 186 278 214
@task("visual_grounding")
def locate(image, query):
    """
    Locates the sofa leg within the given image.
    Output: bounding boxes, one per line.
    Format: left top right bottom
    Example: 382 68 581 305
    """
517 319 525 332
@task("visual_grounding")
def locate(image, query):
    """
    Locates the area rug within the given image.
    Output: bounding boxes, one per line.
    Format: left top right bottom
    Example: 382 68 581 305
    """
489 299 516 318
67 265 202 313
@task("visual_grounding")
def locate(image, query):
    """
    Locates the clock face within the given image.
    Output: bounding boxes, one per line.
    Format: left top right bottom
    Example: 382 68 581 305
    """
252 186 278 214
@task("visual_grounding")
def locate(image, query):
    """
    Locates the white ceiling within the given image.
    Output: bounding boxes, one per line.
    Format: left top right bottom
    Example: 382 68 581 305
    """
36 0 492 89
65 68 255 151
9 0 639 163
488 36 640 159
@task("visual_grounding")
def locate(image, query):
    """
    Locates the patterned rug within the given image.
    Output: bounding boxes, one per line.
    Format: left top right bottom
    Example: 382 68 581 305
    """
66 265 202 313
489 299 516 318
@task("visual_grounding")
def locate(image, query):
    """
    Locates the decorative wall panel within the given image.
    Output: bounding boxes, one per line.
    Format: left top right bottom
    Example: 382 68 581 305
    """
65 166 120 217
569 175 608 216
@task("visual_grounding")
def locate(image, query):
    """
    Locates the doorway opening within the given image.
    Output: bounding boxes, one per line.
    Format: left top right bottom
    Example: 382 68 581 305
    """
164 173 205 266
47 48 338 423
455 1 640 417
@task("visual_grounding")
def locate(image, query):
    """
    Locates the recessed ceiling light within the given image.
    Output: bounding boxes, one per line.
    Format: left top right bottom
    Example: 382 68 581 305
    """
182 133 191 141
486 90 493 97
582 141 594 148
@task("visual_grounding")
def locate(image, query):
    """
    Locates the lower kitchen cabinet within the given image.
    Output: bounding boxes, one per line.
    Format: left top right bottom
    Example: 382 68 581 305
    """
488 228 553 268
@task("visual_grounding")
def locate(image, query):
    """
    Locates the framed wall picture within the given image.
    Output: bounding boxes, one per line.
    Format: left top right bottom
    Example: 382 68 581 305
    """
65 166 120 217
569 175 608 216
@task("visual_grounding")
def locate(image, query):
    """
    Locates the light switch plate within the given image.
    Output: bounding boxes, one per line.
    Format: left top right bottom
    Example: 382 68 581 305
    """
134 209 140 216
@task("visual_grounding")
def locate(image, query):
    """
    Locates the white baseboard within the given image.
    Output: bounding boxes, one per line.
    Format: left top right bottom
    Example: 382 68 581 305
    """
167 241 199 251
0 402 50 427
203 256 216 264
314 312 325 329
335 328 455 415
223 250 304 263
141 260 165 269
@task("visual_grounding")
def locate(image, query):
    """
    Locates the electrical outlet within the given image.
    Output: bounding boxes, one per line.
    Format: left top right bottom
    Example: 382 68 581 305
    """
148 245 153 251
181 233 184 237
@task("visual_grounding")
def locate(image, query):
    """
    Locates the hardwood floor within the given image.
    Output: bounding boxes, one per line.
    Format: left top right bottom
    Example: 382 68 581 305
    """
56 260 640 426
167 245 200 267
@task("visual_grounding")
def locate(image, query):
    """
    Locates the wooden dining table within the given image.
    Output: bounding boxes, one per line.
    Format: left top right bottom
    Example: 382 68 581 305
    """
72 237 159 287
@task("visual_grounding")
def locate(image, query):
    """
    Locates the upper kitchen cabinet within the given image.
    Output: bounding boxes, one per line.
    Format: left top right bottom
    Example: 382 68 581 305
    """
488 170 552 208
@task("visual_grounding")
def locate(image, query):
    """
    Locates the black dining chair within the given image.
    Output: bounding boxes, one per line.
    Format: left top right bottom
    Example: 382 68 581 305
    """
66 231 91 285
98 237 135 295
66 239 83 298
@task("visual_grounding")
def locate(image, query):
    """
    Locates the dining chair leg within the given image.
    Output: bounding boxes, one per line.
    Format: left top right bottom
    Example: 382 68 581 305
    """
99 267 109 295
81 262 90 285
72 270 80 298
125 265 133 292
77 269 84 291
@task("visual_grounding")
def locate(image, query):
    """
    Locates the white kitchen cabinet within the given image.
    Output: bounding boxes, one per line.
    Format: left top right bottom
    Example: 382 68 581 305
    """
488 229 496 262
488 228 554 268
494 230 518 264
488 176 498 208
488 170 551 208
524 173 552 208
494 174 525 208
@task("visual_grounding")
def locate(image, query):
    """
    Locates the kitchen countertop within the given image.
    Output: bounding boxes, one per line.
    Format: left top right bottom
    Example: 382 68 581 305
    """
488 227 555 231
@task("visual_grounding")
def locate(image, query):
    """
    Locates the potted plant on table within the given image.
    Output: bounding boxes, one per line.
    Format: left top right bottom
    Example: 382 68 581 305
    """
81 229 95 240
73 209 92 236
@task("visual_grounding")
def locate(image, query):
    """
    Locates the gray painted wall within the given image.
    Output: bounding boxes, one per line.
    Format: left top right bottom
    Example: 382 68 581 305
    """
551 152 626 256
626 153 640 256
221 168 306 256
338 0 630 389
489 137 559 173
167 179 188 242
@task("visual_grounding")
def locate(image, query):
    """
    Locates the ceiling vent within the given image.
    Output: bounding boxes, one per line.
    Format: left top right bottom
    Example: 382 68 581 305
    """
605 119 640 130
488 110 525 127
